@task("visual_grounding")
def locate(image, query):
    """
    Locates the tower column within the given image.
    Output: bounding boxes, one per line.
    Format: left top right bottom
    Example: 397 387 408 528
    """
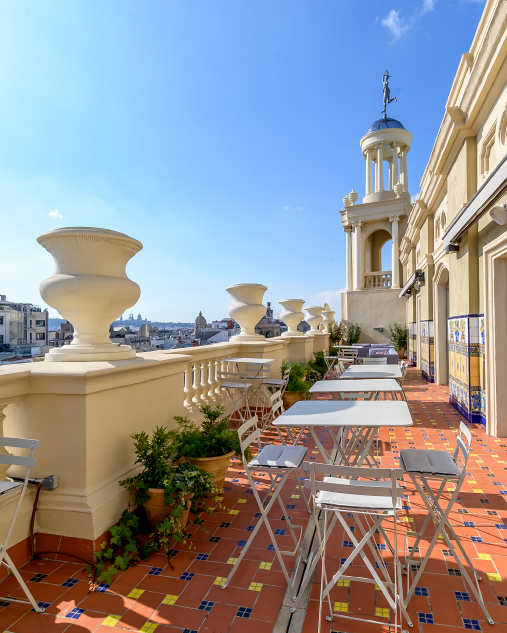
392 142 399 187
388 157 393 191
345 226 353 291
365 148 373 196
389 216 400 289
353 222 363 290
401 145 409 193
375 143 384 192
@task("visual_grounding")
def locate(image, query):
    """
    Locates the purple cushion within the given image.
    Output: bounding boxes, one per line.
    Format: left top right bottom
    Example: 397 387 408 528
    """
368 348 398 364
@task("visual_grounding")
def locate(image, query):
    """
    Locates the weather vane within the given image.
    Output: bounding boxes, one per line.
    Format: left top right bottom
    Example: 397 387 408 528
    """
382 70 397 118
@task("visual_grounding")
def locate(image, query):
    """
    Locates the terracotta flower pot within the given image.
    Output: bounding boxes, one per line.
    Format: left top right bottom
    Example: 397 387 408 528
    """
397 349 406 360
187 451 235 493
282 391 307 410
143 488 194 532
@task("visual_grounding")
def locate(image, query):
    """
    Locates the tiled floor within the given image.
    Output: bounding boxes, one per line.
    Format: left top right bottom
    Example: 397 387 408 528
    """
0 368 507 632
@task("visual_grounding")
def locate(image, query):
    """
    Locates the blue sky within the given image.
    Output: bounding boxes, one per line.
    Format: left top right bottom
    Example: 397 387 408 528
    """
0 0 485 322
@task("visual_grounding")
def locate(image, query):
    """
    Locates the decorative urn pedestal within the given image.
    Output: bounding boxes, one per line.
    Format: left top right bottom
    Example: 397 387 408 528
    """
305 306 323 336
279 299 305 337
226 283 267 342
37 227 143 362
321 309 336 332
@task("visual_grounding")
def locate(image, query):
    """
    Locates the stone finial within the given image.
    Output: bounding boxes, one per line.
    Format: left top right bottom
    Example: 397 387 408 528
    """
279 299 305 337
393 181 404 198
226 284 267 342
348 189 359 205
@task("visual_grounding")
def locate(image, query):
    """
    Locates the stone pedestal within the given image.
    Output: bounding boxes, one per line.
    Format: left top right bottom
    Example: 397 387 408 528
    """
226 284 267 342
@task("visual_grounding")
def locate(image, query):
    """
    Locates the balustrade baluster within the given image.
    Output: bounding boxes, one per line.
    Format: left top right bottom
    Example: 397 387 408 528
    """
200 361 210 403
184 364 194 409
192 362 203 405
208 360 217 401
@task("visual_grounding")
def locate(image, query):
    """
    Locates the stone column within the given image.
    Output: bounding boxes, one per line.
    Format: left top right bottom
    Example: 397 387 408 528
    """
392 143 399 188
353 222 363 290
375 144 384 192
365 148 373 196
389 216 400 289
345 227 353 291
388 158 393 191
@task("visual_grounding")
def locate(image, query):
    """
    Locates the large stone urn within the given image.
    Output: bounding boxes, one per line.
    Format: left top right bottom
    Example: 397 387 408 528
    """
305 306 323 336
37 227 143 362
279 299 305 337
321 308 336 333
226 283 267 342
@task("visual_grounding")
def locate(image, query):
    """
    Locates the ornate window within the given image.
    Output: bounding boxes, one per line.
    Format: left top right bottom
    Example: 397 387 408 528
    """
499 103 507 147
441 212 446 231
481 123 497 179
435 216 440 240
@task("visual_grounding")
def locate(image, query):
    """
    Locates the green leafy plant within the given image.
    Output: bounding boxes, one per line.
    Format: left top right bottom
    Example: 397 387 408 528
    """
280 359 322 395
388 322 408 350
308 351 327 377
171 404 245 459
91 425 218 588
328 322 342 347
342 321 362 345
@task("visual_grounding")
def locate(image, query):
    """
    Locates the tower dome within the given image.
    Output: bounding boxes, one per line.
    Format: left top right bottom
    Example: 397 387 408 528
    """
366 117 405 134
194 311 207 332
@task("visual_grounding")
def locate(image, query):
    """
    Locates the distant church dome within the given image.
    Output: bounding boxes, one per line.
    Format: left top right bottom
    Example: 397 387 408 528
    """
194 311 207 331
366 117 405 134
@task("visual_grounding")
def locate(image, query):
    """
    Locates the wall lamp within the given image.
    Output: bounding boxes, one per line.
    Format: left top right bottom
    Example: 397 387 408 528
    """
373 327 383 332
490 204 507 225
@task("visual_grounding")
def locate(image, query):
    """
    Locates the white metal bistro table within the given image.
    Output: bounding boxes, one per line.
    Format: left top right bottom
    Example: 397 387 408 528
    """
340 365 402 380
216 357 275 420
273 400 413 467
309 379 402 401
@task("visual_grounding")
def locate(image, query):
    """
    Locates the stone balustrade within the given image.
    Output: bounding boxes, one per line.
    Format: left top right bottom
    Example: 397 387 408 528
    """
364 270 392 289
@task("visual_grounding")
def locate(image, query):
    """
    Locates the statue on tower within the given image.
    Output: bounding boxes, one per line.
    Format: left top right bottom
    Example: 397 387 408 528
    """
382 70 397 117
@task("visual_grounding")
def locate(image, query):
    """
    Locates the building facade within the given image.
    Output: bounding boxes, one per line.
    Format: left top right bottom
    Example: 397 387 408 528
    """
399 0 507 436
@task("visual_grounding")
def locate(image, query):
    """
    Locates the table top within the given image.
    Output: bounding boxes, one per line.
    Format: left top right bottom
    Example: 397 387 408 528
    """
340 365 402 379
309 379 402 393
273 400 412 427
216 357 275 364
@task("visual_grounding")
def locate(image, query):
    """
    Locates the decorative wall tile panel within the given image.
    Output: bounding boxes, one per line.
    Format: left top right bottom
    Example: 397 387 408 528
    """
420 320 434 383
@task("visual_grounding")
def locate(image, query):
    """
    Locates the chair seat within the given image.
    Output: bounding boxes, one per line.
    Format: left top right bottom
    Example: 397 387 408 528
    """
0 482 23 495
400 449 461 476
249 444 307 469
316 477 402 510
263 378 284 386
220 382 253 389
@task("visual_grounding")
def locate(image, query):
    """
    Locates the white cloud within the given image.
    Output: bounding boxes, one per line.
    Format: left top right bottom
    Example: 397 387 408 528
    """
381 10 410 41
49 209 63 219
382 0 436 42
310 289 347 321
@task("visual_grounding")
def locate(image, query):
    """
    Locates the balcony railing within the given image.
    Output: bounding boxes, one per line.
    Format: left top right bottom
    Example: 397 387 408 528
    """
364 270 392 289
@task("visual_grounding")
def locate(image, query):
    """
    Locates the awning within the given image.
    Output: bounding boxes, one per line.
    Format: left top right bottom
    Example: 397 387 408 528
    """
399 270 420 298
443 151 507 248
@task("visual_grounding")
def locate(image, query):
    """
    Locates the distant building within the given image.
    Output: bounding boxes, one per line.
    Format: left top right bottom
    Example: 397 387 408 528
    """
0 295 48 353
49 321 74 348
255 302 282 338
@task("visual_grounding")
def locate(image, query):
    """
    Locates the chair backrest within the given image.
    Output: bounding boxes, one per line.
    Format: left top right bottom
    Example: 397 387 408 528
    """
217 370 250 385
363 358 387 365
453 422 472 472
400 361 408 377
280 367 291 395
238 416 262 465
305 462 404 507
337 348 359 360
244 363 270 379
0 438 38 468
270 389 284 419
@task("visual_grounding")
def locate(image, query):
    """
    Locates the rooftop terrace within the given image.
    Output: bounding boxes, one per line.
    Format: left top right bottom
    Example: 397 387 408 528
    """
0 368 505 633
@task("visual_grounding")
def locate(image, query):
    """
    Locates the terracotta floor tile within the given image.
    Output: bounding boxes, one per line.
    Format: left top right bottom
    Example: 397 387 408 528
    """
136 574 188 596
45 582 92 616
174 574 216 609
198 602 238 633
460 599 507 623
249 585 286 622
0 602 32 631
8 611 73 632
44 563 87 585
66 609 106 632
78 591 134 615
229 615 288 633
150 603 207 628
206 585 258 608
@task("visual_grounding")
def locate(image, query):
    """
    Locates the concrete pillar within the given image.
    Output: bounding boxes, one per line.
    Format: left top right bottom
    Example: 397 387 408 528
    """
388 158 393 191
375 144 384 192
353 222 363 290
365 148 373 196
389 216 400 289
400 145 409 193
345 227 353 291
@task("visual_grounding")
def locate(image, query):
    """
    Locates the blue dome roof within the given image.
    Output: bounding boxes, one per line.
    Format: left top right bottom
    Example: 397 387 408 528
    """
366 117 405 133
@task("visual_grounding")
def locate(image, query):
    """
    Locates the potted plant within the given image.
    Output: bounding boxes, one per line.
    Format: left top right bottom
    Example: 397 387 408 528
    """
171 405 245 492
119 426 216 531
328 322 342 350
280 360 324 409
342 321 362 345
388 322 409 360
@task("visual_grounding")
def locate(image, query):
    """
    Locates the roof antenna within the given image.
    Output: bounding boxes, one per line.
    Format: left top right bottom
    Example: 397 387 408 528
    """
381 70 397 118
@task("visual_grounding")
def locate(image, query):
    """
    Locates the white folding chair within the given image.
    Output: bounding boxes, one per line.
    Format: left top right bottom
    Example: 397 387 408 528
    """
362 357 388 365
401 422 493 624
323 355 339 380
293 462 411 632
221 416 311 599
259 389 285 436
0 437 43 612
263 367 291 397
217 370 253 424
336 347 359 362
